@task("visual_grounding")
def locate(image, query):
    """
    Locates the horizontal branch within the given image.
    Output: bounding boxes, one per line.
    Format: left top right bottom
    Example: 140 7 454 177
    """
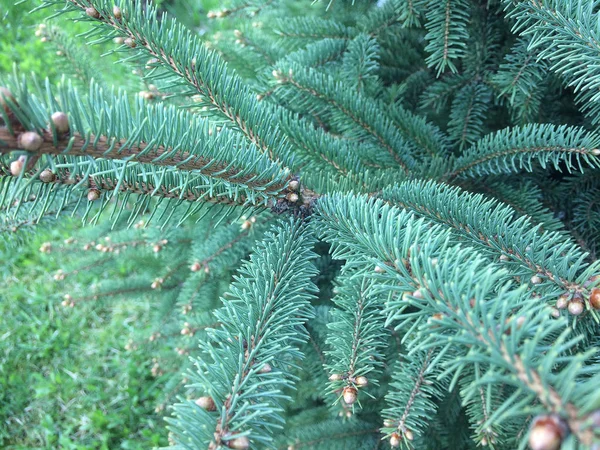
0 127 284 191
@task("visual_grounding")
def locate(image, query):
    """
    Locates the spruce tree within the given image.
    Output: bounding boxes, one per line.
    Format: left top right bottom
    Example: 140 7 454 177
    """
3 0 600 448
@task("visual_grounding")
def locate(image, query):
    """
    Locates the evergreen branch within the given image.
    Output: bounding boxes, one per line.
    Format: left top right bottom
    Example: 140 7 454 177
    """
361 0 406 37
448 82 491 151
273 64 416 171
271 38 348 71
388 102 450 158
490 36 549 124
504 0 600 123
341 34 380 94
317 194 600 445
273 17 357 41
381 349 444 447
418 72 471 112
37 24 107 88
325 270 388 405
394 0 428 28
447 124 600 179
459 363 507 447
167 218 318 449
465 179 566 234
401 245 600 445
380 180 600 303
424 0 469 76
43 0 291 160
276 419 379 449
0 76 291 194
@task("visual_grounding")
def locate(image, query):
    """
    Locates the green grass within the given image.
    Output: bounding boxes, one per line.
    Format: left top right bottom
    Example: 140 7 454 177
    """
0 221 169 449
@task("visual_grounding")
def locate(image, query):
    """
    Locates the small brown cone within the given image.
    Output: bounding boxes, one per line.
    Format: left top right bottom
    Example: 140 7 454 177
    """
19 132 43 151
568 300 584 316
195 396 216 411
87 189 101 202
589 288 600 310
51 112 69 134
355 376 368 387
39 169 56 183
227 436 249 449
10 156 25 176
528 415 566 450
259 363 272 374
342 386 357 405
85 7 100 18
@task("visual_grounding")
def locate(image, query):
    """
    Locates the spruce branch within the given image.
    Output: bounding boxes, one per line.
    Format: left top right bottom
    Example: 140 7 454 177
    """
424 0 470 76
325 270 388 407
44 0 291 160
0 77 290 193
447 124 600 179
272 64 416 172
317 196 600 445
504 0 600 123
381 349 444 447
167 218 318 449
380 180 600 308
403 245 600 446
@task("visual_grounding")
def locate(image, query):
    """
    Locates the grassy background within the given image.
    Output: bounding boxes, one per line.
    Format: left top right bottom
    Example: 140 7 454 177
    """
0 0 221 447
0 222 169 449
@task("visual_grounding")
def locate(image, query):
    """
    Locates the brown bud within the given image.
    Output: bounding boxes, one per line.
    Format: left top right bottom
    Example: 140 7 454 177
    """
389 432 401 447
195 396 216 411
51 111 69 133
85 7 100 19
404 429 414 441
113 5 122 20
528 415 566 450
286 192 299 203
10 156 25 176
39 169 56 183
374 265 386 273
227 436 249 449
355 376 368 387
19 131 43 151
556 293 569 310
153 244 162 253
87 189 100 202
589 288 600 310
190 261 202 272
113 37 124 44
288 180 300 191
328 373 342 381
568 300 584 316
124 38 136 48
342 386 357 405
241 220 252 230
530 274 543 285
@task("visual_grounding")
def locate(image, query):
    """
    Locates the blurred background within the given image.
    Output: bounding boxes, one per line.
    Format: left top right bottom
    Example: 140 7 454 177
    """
0 1 230 448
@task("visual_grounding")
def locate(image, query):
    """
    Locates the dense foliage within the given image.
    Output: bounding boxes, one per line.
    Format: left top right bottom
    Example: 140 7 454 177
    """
2 0 600 449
